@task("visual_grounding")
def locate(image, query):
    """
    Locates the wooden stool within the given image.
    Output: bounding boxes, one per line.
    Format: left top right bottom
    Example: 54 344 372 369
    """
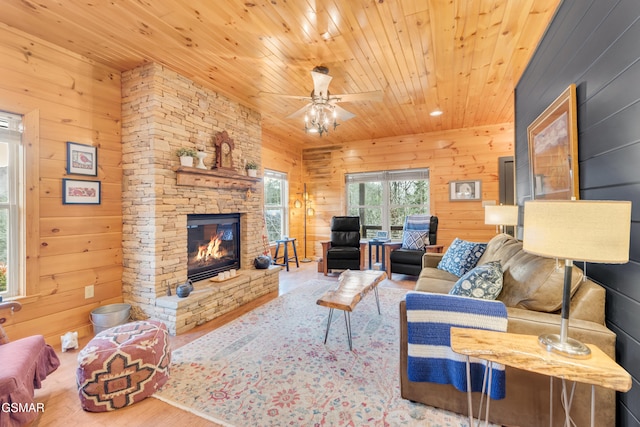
273 238 299 271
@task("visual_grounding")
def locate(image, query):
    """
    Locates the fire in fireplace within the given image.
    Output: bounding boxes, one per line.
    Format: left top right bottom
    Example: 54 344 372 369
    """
187 213 240 281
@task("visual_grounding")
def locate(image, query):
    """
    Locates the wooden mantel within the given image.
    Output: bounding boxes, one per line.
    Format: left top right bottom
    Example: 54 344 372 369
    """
175 166 261 189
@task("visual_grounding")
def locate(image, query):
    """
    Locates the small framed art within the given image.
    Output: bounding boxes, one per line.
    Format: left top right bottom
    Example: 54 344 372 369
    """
66 142 97 176
449 180 481 201
62 179 101 205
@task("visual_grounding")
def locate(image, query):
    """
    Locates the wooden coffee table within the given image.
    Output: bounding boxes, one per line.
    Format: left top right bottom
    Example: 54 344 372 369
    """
316 269 387 350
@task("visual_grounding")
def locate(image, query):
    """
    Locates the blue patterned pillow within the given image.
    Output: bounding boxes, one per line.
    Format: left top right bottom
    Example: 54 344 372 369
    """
437 238 487 277
449 261 503 300
402 230 429 250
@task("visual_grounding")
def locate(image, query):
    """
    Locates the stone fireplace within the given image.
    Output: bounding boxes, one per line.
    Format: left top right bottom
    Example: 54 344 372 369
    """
121 63 279 335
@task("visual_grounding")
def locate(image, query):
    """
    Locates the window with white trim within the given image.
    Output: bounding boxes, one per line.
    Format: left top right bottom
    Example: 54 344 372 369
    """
0 111 24 298
346 168 430 239
263 170 289 244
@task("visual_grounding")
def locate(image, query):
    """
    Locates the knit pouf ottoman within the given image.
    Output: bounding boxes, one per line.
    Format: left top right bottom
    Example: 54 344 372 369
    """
76 320 170 412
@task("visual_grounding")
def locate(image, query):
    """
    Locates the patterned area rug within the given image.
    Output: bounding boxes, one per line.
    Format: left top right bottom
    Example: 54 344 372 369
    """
154 280 483 426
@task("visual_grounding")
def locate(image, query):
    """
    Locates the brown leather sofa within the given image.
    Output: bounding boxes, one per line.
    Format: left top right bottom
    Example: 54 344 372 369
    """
399 233 616 427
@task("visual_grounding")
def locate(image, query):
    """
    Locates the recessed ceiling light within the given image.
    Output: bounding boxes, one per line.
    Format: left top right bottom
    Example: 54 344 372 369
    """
430 109 443 117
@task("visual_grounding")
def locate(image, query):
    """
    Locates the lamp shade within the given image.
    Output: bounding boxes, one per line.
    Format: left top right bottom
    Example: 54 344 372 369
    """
523 200 631 263
485 205 519 226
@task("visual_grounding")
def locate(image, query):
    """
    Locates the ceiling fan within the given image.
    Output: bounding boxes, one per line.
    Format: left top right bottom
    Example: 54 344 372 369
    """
264 66 383 136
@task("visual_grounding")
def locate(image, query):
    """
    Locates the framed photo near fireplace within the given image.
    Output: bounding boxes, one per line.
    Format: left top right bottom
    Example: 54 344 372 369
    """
527 84 579 200
62 179 101 204
66 141 98 176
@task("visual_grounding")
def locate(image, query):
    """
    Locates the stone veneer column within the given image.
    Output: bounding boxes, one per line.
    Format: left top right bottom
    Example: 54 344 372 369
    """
121 63 276 334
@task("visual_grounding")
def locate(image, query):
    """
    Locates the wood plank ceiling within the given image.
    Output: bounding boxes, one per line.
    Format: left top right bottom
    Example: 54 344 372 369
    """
0 0 560 145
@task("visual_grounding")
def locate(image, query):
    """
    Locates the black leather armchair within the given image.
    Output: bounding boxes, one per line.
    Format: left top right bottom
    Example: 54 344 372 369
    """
321 216 364 275
384 216 439 278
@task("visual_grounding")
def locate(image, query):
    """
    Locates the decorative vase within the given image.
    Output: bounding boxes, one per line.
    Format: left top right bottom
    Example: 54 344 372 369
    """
247 169 257 177
254 255 271 269
196 152 207 169
176 280 193 298
180 156 194 167
176 283 191 298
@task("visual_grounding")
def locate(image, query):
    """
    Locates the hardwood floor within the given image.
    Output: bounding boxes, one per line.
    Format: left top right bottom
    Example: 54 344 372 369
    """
31 262 416 427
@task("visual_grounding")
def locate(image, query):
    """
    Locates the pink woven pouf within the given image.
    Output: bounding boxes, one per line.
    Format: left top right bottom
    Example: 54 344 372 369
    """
76 320 170 412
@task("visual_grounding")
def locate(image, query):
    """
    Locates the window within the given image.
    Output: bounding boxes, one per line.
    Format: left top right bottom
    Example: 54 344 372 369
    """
0 112 24 298
263 170 289 244
346 169 430 239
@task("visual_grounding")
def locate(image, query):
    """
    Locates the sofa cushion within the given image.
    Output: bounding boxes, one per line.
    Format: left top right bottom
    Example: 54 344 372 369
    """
478 233 584 312
437 238 487 277
498 249 583 312
449 261 503 300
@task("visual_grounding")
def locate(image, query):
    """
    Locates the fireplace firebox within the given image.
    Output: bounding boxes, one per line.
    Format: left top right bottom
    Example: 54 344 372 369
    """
187 213 240 281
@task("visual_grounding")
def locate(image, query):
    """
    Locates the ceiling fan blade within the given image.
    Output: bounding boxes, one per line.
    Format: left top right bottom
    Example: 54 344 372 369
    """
258 92 312 102
331 90 384 103
334 105 356 122
311 70 332 98
286 104 312 119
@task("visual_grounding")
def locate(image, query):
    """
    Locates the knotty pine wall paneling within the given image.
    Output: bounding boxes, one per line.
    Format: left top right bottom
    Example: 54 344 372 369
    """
514 1 640 424
301 123 514 259
0 24 123 344
261 131 304 255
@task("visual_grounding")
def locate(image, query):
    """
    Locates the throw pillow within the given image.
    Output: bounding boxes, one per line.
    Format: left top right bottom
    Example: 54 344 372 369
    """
449 261 503 300
437 238 488 277
402 230 429 250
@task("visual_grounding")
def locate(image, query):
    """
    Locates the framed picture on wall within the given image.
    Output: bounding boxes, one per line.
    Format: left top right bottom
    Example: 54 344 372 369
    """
449 180 481 201
527 84 579 200
66 141 98 176
62 179 101 205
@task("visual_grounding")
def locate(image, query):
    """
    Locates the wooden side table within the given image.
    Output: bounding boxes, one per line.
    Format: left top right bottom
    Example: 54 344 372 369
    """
450 328 632 427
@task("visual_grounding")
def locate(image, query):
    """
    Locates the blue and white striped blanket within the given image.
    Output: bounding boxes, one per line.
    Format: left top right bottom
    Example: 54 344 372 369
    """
406 291 508 400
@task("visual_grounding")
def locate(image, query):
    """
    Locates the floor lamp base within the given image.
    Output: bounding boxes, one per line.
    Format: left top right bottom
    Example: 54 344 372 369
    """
538 333 591 359
300 258 312 263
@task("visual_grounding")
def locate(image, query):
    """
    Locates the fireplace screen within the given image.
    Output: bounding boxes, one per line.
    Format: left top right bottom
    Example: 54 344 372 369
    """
187 213 240 281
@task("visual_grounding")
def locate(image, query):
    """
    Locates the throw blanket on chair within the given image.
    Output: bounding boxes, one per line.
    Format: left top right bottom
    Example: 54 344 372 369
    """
405 291 508 400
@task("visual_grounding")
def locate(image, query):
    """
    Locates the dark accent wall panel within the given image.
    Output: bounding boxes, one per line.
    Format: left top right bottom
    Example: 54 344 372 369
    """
515 0 640 425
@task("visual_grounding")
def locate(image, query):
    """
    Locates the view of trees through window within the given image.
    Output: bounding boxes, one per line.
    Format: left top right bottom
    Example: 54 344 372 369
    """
263 170 288 244
346 169 430 239
0 111 21 296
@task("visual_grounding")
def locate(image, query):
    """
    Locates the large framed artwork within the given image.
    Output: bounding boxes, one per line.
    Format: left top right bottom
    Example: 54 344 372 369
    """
527 84 579 200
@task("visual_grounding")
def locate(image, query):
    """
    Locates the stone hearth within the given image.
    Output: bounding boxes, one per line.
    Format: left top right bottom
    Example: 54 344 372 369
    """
121 63 278 335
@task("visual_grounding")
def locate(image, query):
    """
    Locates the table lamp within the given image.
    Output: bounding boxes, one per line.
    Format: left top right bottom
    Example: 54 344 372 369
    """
523 200 631 358
485 205 519 234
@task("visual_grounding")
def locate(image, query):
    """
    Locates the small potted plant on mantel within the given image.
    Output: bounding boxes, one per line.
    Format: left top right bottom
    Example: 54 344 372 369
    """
245 160 258 177
176 147 198 167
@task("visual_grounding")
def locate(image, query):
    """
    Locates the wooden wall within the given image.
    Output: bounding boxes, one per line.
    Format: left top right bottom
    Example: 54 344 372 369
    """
261 130 305 254
0 24 123 344
299 123 514 258
515 1 640 424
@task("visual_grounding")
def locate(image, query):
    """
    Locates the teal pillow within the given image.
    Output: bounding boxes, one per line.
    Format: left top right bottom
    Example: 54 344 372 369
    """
437 238 487 277
449 261 503 300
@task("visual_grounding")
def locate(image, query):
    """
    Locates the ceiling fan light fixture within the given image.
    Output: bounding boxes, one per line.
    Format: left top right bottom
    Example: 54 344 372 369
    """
304 102 337 137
